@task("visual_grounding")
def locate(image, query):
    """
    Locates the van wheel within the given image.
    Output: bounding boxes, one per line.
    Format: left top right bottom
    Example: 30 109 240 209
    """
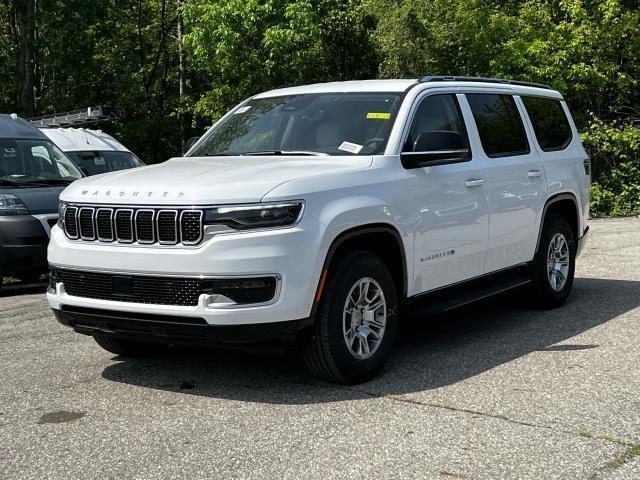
531 214 576 308
93 334 169 357
303 250 398 383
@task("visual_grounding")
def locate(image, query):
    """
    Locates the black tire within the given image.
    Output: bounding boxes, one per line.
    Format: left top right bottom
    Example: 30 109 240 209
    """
530 214 576 308
303 250 398 383
93 334 169 357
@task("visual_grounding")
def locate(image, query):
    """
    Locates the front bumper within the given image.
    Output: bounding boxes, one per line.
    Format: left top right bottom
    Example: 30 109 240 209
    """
52 306 312 346
46 219 325 327
0 215 50 278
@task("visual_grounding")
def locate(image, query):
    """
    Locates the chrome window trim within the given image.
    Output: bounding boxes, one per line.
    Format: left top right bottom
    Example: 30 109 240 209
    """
78 207 96 241
135 209 156 244
96 208 114 242
180 210 203 245
114 209 135 243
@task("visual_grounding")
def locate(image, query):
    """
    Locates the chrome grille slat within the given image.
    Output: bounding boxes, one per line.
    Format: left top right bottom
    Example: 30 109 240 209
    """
180 210 203 245
135 210 155 244
62 205 204 246
64 206 79 239
96 208 114 241
79 207 96 240
115 209 134 243
157 210 178 245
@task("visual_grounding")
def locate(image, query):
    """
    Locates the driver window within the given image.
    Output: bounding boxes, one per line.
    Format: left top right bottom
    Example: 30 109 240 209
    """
404 94 468 153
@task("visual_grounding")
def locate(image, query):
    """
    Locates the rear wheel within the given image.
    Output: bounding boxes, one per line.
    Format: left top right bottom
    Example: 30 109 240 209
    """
530 214 576 308
303 250 398 383
93 334 169 357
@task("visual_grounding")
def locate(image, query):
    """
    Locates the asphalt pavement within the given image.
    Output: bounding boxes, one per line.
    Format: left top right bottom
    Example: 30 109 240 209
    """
1 218 638 480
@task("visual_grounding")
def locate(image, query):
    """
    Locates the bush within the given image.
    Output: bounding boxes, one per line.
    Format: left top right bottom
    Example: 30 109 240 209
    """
582 119 640 217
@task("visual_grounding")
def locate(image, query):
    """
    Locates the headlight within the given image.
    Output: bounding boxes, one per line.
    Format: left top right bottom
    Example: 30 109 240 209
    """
57 200 67 227
203 202 304 230
0 193 29 216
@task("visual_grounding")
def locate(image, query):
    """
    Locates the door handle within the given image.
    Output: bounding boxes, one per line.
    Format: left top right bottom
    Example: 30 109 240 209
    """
527 170 542 178
464 178 485 187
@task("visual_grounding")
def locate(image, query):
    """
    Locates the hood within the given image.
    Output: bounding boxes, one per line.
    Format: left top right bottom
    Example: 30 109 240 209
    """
60 155 373 205
1 186 64 214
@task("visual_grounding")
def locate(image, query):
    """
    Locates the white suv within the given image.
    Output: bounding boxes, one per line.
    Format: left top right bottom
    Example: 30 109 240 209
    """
47 77 590 383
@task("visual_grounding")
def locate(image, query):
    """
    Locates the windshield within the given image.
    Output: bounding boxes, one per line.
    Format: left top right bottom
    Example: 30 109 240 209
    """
189 92 404 157
0 139 83 186
67 150 144 176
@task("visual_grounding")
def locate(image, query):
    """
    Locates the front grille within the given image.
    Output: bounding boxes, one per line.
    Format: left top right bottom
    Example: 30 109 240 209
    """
115 210 134 242
64 206 79 238
79 207 96 240
135 210 154 243
96 209 114 241
62 205 204 246
53 268 201 306
181 211 203 244
157 210 178 244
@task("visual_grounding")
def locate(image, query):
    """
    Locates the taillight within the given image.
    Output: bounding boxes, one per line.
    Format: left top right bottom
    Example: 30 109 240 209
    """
583 158 591 175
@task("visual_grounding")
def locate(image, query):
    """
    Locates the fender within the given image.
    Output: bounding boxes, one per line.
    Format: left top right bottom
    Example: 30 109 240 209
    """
534 192 580 255
311 224 408 317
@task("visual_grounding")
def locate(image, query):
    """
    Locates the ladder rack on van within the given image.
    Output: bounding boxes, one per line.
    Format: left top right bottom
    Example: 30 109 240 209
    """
27 106 123 128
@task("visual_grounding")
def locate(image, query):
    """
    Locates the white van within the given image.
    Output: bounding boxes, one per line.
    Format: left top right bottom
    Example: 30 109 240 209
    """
41 128 144 176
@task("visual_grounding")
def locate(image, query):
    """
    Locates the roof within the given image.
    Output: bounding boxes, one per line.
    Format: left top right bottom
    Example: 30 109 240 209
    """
254 78 562 99
40 128 131 153
0 114 49 140
253 80 418 98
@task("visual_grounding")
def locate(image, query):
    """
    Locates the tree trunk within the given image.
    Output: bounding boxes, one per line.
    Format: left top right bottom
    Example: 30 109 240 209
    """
15 0 36 117
177 0 186 153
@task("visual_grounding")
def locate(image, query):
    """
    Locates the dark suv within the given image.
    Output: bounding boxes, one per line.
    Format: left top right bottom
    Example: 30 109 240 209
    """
0 114 82 286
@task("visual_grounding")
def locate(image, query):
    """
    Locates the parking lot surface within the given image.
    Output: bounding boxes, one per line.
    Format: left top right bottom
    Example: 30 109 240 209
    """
1 218 639 480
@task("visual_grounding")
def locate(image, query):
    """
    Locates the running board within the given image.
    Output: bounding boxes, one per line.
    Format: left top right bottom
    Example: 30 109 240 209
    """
404 268 532 316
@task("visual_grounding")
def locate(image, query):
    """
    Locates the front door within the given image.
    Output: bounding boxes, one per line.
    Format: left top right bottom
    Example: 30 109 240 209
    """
404 93 490 294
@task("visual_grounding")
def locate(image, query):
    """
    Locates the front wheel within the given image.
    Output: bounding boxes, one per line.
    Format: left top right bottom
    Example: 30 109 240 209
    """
530 214 576 308
303 250 398 383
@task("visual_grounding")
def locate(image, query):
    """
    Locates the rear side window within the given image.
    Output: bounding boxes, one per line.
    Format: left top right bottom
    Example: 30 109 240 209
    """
521 96 572 151
466 94 529 158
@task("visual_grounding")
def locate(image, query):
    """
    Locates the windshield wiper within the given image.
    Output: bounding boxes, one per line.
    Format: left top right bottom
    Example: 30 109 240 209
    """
0 179 21 187
241 150 329 156
192 152 236 157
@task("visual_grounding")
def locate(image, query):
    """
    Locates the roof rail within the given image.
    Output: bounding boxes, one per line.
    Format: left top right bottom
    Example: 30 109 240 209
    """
27 106 123 128
418 76 551 89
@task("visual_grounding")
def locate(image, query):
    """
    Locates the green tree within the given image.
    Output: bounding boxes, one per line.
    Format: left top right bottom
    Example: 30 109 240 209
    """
184 0 377 120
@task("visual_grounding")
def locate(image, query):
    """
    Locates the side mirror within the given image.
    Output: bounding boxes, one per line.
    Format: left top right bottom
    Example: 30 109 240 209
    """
401 130 470 169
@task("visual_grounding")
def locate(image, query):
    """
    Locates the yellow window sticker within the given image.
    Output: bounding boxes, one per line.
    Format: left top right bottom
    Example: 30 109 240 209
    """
367 112 391 120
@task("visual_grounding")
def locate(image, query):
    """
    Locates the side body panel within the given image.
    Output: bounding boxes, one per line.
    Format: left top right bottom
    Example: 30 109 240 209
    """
459 93 547 271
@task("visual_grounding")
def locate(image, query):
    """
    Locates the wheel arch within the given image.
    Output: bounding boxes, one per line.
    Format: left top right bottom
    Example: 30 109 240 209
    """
535 193 581 255
311 223 408 317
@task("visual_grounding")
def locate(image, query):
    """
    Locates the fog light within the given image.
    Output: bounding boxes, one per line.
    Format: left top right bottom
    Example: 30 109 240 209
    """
201 277 278 307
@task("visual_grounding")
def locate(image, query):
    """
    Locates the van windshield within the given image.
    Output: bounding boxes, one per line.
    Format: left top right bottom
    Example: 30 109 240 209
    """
0 139 83 186
188 92 403 157
66 151 144 176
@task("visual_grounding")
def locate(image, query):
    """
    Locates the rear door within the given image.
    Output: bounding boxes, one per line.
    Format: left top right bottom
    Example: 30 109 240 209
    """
463 92 546 273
